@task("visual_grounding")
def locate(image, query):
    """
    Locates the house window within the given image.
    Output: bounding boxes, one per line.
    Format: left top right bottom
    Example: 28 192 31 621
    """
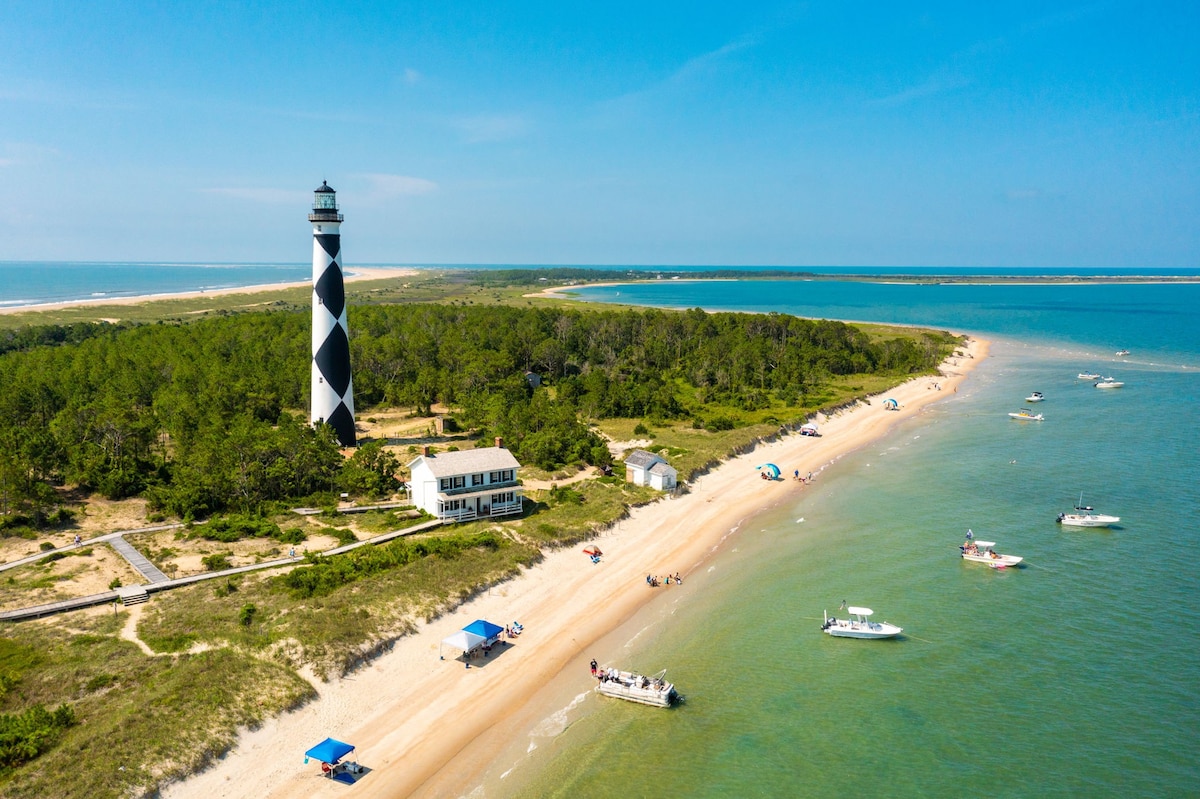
492 492 514 505
472 473 484 486
452 476 466 489
440 478 451 491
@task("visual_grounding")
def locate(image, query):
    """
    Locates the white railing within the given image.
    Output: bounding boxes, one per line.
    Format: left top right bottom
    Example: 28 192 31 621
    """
438 499 524 523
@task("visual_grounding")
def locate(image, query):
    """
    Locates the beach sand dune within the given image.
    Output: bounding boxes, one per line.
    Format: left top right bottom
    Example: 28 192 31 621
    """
160 337 987 799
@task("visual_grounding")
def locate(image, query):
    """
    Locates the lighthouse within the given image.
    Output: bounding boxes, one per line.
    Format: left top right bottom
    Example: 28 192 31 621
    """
308 181 356 447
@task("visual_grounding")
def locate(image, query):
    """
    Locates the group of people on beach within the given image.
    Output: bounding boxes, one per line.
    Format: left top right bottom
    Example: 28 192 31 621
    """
645 572 681 587
792 470 814 483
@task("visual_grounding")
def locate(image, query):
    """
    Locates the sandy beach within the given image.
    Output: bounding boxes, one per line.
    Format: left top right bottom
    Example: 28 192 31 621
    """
159 335 987 799
0 266 416 316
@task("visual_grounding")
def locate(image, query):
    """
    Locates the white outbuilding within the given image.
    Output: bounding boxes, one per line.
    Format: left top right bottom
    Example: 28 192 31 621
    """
624 449 677 491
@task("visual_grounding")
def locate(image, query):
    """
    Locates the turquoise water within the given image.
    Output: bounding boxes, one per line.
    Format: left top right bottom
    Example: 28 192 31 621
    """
500 281 1200 798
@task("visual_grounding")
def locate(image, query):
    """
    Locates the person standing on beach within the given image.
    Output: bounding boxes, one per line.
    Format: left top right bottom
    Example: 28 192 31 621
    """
590 659 598 677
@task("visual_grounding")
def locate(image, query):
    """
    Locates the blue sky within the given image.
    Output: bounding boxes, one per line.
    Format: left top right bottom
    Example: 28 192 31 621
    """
2 2 1197 267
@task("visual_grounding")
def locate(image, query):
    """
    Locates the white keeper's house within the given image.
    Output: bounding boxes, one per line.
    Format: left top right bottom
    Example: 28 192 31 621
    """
407 443 524 523
623 449 678 491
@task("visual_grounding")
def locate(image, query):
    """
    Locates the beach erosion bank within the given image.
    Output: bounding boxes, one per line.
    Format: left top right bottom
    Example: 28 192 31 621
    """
160 336 988 799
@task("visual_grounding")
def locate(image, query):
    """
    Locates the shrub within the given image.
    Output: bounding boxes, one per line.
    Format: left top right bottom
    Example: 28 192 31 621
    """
238 604 257 627
38 542 55 552
633 422 650 436
0 703 76 771
704 415 735 432
201 553 232 571
275 527 307 545
196 516 280 543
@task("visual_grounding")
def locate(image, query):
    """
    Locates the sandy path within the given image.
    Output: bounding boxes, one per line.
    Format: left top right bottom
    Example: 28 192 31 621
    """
160 337 987 799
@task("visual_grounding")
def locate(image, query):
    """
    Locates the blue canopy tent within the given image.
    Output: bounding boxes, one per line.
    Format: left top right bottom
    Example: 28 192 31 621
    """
756 463 781 480
463 619 504 642
882 398 899 410
305 738 356 778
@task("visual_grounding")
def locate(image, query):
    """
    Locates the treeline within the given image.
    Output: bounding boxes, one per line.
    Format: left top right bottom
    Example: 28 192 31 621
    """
0 304 951 524
467 267 817 285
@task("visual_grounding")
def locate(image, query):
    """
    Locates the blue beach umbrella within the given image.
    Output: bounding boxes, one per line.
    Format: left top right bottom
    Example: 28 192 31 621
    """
756 463 781 479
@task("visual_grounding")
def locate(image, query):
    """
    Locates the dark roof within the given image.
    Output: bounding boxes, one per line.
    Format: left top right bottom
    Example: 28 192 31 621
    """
314 181 336 193
623 450 662 469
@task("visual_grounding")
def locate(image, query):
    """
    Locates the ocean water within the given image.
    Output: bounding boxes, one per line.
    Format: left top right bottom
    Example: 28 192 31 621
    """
3 261 1197 309
495 279 1200 798
0 261 322 307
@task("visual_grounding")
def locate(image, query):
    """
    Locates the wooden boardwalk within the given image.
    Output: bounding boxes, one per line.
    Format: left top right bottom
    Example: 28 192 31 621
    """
0 518 445 623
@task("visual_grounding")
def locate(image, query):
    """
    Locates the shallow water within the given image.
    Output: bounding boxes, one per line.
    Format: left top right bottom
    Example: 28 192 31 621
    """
496 282 1200 798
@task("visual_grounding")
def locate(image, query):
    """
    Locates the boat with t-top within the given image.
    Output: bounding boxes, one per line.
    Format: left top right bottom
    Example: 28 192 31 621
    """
595 668 678 707
1008 408 1044 421
959 531 1023 568
821 606 902 639
1025 391 1045 402
1057 495 1120 527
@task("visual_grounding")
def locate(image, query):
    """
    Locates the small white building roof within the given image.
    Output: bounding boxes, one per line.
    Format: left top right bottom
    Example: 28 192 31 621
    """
648 461 676 475
408 447 521 477
623 449 662 469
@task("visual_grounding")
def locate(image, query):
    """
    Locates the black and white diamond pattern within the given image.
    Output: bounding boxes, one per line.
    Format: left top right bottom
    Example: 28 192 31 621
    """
311 230 356 446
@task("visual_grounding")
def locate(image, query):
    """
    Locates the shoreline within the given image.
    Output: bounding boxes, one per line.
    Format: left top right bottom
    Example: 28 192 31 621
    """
0 267 417 316
160 336 988 799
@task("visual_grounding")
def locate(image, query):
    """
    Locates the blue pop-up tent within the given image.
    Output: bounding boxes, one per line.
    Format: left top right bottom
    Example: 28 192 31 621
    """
756 463 781 479
463 619 504 640
305 737 355 765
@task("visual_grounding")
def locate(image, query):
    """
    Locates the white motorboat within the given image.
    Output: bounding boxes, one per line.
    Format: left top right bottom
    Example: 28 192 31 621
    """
1057 508 1121 527
1094 378 1124 389
1025 392 1045 402
1008 408 1044 421
821 607 902 639
595 668 678 707
1115 350 1130 357
1057 495 1120 527
959 534 1023 568
1078 372 1101 380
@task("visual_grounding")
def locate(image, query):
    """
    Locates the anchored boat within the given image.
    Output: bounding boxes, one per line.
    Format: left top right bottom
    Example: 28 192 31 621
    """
960 532 1023 568
1057 493 1120 527
1094 377 1124 389
1008 408 1045 421
1025 391 1045 402
595 668 679 707
821 606 902 639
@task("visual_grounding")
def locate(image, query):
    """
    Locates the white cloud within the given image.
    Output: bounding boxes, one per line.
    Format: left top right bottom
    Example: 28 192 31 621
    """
403 68 422 85
201 187 309 204
453 114 530 143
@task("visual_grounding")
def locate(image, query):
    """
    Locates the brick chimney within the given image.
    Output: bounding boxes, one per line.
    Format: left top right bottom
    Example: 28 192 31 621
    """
494 436 504 449
422 445 431 457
